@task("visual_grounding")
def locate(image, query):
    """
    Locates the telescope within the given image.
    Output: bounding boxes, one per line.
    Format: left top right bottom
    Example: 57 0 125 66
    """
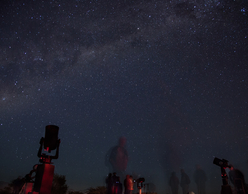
44 125 59 152
137 177 145 194
21 125 61 194
137 178 145 184
213 157 232 194
33 125 60 194
37 125 60 163
213 157 231 169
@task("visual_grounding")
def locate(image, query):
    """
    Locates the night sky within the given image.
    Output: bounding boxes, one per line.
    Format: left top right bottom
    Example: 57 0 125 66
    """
0 0 248 193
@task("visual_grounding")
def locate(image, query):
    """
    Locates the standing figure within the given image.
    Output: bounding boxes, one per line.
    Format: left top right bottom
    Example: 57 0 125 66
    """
229 165 246 194
106 173 113 194
194 165 207 194
180 169 190 194
111 173 122 194
108 137 128 181
112 173 118 194
124 175 134 194
116 176 123 194
169 172 180 194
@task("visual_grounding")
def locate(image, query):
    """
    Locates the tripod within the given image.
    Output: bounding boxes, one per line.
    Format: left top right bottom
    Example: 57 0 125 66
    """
220 166 233 194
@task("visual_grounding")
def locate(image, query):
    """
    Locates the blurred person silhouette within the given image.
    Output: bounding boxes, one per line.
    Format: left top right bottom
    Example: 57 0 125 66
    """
111 173 122 194
169 172 180 194
112 173 118 194
129 175 134 194
106 137 128 181
124 175 134 194
116 176 123 194
106 173 113 194
180 169 191 194
229 165 247 194
193 165 207 194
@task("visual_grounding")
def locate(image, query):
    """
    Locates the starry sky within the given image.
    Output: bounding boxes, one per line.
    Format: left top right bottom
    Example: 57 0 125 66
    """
0 0 248 193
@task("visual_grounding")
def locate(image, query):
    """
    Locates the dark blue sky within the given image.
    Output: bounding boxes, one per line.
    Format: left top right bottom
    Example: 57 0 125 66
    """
0 0 248 193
